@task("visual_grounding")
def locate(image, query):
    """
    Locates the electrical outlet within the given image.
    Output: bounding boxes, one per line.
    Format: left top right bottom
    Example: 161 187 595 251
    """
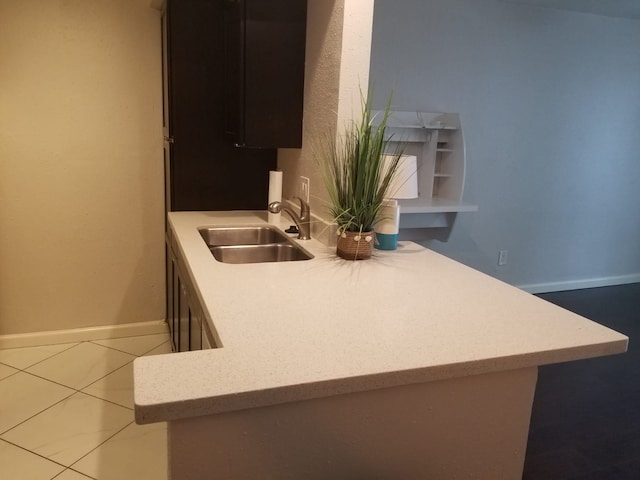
498 250 508 266
300 176 310 203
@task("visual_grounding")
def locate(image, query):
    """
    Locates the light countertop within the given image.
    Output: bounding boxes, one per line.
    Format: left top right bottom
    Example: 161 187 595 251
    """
134 211 628 424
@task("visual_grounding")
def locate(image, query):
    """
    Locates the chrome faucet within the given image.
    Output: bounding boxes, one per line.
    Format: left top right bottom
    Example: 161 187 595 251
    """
268 197 311 240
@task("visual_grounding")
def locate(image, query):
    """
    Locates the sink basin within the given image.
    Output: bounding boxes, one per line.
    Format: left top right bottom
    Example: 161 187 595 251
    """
199 226 290 247
210 244 312 264
198 226 313 264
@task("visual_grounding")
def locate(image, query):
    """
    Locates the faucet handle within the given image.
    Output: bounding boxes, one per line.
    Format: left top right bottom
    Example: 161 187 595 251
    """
268 201 282 214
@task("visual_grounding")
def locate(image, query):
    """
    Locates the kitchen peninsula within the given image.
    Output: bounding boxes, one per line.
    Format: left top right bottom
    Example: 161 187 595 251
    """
134 211 627 479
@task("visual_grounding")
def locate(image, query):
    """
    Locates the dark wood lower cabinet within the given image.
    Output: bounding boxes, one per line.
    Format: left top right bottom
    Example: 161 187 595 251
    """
189 304 203 352
166 246 178 350
178 282 190 352
166 235 215 352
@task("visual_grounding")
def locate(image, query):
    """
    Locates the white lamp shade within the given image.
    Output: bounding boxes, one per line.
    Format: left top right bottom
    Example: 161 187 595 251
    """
383 154 418 199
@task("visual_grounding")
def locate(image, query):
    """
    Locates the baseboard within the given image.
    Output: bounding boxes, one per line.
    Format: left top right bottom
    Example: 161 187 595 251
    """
0 320 169 350
518 273 640 294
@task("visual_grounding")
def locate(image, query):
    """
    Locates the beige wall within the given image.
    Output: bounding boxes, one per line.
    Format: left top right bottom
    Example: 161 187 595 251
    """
278 0 374 223
0 0 165 335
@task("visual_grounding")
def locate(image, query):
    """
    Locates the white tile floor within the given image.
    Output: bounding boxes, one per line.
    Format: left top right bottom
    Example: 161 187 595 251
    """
0 333 172 480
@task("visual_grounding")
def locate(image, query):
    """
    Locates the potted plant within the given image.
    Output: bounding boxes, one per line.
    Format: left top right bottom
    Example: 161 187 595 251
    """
318 95 403 260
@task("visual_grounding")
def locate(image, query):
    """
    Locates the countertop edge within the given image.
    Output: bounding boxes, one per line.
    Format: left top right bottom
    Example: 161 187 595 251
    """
134 336 628 424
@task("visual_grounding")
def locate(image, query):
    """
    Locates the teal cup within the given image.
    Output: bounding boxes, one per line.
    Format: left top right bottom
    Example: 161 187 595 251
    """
375 232 398 250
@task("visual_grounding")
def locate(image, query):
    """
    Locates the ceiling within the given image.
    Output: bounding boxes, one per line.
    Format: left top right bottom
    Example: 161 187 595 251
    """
502 0 640 20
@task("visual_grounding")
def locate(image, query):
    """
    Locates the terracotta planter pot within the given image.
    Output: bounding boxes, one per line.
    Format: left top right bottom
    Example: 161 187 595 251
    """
336 230 374 260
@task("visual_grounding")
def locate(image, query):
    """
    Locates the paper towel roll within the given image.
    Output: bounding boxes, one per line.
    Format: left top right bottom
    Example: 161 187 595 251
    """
267 170 283 225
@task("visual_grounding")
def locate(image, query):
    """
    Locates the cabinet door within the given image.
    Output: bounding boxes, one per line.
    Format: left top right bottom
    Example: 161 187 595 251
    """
189 306 202 351
172 257 180 350
166 246 176 351
223 0 307 148
179 282 190 352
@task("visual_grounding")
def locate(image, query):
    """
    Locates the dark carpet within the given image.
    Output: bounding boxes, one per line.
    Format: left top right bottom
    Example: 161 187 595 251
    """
523 283 640 479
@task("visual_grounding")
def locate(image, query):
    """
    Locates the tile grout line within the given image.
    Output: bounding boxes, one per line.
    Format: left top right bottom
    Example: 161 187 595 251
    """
69 345 137 387
89 335 171 357
68 419 136 473
0 367 20 382
27 364 138 409
51 467 98 480
21 342 137 390
0 437 70 471
138 339 172 356
0 368 135 437
75 338 172 395
87 340 143 356
0 385 76 437
80 357 137 389
80 388 135 411
4 342 81 372
11 369 82 395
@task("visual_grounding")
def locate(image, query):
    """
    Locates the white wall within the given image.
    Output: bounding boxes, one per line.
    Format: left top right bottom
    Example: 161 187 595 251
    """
0 0 165 335
370 0 640 291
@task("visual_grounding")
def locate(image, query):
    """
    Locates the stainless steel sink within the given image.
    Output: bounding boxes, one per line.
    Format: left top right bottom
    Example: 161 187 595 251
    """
199 226 290 247
210 243 312 264
198 226 313 264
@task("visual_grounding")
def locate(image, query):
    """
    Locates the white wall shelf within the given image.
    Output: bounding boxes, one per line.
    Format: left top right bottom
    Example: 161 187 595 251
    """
374 110 477 229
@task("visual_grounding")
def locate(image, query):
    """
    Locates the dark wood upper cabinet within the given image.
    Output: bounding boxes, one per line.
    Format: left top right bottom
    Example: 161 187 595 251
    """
223 0 307 148
164 0 281 212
